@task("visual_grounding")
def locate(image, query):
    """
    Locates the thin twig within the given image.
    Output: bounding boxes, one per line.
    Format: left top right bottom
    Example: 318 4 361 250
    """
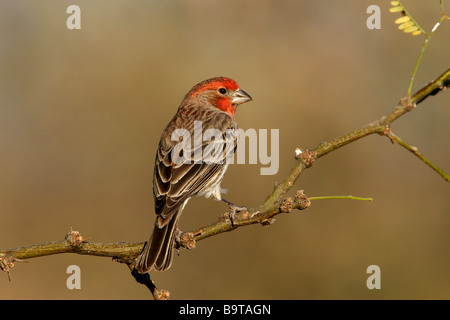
386 131 450 181
408 14 448 97
309 196 373 201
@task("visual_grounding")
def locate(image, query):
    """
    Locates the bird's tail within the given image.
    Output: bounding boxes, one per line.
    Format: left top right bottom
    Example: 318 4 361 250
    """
135 207 182 273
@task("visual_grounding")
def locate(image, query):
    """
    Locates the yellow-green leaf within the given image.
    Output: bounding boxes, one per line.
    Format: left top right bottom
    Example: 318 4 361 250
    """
404 26 419 33
395 16 411 24
398 21 414 30
389 6 404 13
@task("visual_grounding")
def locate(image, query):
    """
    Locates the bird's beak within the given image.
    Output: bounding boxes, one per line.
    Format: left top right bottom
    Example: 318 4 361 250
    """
231 88 253 105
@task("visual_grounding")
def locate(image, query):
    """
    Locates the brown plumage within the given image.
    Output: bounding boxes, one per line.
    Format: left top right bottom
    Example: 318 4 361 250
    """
135 77 252 273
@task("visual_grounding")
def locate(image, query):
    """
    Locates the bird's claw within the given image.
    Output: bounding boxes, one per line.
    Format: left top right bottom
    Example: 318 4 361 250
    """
222 198 247 228
174 228 183 255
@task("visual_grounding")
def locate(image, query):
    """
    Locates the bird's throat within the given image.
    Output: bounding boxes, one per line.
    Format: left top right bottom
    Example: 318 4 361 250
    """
216 98 236 118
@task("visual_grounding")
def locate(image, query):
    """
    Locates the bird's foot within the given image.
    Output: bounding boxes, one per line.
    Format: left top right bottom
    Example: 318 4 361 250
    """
174 228 183 255
221 198 248 228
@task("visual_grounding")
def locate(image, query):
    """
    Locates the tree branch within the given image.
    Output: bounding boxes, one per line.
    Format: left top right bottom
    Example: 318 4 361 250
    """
0 231 143 261
1 68 449 299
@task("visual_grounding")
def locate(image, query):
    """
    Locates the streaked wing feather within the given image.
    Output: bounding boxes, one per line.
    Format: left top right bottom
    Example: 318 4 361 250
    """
153 109 238 223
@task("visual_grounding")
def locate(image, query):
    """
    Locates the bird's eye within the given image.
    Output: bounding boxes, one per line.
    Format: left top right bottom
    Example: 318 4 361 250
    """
218 88 227 94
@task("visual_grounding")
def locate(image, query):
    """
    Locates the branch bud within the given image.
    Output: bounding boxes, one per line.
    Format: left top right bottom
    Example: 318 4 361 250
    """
294 190 311 210
65 229 84 248
279 197 294 213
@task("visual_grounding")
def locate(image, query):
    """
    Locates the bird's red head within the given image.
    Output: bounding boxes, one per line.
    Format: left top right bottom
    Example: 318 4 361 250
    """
187 77 253 118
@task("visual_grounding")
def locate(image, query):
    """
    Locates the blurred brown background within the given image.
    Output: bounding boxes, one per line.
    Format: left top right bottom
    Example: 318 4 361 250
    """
0 1 449 299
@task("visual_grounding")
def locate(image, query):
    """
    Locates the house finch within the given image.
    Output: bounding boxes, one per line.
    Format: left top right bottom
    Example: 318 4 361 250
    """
135 77 253 273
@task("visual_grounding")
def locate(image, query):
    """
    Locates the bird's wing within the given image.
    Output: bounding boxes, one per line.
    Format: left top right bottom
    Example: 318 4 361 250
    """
153 110 238 226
